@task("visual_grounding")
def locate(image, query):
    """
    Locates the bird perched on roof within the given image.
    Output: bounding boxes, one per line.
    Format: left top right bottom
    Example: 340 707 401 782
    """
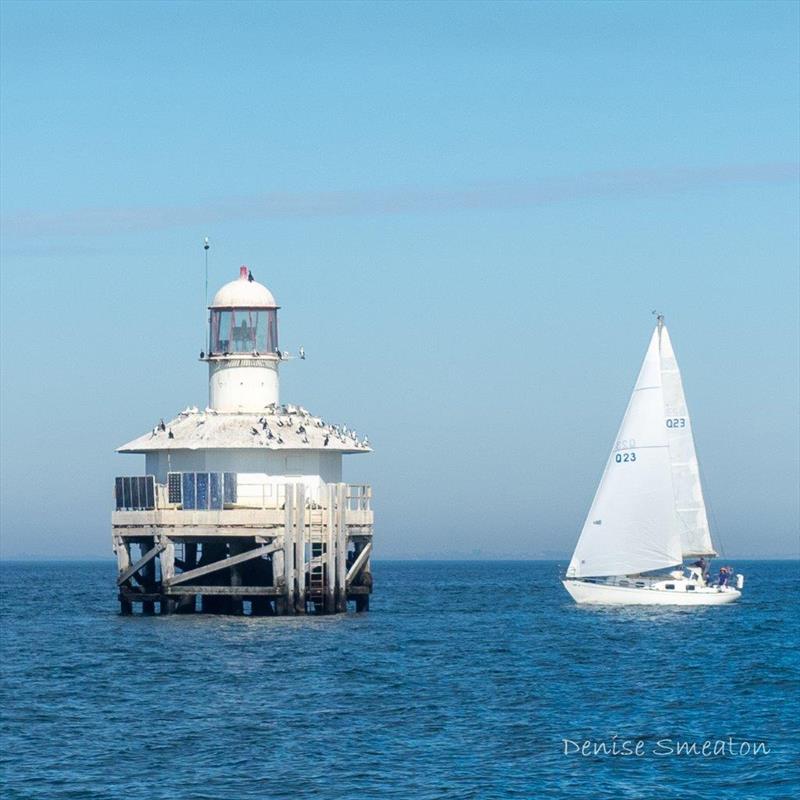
250 427 259 436
248 269 255 282
159 419 166 431
168 430 175 439
323 435 330 446
297 425 306 434
277 435 284 444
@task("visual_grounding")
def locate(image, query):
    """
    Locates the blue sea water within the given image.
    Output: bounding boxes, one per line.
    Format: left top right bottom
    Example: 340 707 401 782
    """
0 560 798 799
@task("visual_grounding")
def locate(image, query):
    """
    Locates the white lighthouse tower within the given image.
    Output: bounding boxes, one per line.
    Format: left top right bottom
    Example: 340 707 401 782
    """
111 264 374 616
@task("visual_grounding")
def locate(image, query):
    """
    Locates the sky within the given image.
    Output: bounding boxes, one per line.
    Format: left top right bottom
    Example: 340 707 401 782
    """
0 0 798 560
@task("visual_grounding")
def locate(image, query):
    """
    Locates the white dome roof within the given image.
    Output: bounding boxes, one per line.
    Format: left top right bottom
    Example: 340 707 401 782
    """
210 266 277 308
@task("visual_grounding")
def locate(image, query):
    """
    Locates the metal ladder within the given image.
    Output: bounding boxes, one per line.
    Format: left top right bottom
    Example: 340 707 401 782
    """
307 546 327 600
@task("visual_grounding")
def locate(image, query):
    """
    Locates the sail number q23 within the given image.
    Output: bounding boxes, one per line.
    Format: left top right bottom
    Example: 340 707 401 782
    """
614 418 687 464
614 439 637 463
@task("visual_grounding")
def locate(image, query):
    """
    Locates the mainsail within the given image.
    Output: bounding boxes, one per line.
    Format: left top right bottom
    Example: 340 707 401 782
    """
659 325 716 557
566 324 684 578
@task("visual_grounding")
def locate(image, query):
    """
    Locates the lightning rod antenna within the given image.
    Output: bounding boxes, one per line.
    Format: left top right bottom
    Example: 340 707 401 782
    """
203 237 210 350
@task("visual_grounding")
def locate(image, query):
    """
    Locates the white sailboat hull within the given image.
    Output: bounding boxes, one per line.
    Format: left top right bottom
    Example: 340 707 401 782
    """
563 579 740 606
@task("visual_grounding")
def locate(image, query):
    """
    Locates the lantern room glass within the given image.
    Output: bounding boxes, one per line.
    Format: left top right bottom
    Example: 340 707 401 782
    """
209 308 278 354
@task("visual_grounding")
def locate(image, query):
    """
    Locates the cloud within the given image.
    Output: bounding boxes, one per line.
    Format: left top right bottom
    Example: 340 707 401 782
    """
3 163 797 238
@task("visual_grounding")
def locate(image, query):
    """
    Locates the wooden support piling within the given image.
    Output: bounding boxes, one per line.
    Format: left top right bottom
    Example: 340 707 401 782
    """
283 484 296 615
176 542 197 613
335 483 348 612
325 484 336 613
140 539 157 615
294 482 306 615
228 540 245 615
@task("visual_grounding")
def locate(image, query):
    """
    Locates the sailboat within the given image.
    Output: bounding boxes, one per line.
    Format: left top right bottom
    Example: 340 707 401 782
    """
563 316 743 605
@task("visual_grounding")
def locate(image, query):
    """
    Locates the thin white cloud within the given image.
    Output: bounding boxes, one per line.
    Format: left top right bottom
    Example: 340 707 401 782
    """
2 163 797 238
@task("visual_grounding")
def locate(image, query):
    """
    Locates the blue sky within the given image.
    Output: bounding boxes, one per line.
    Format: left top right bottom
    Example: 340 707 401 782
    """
1 0 798 559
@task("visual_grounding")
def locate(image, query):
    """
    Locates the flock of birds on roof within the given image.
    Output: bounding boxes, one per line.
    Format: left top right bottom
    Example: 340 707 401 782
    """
199 347 305 360
147 404 369 449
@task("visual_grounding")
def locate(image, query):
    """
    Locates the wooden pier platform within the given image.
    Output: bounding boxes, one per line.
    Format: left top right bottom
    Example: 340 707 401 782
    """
112 482 373 615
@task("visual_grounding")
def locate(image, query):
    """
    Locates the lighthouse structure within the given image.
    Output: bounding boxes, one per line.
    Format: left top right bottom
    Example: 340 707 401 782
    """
112 265 373 615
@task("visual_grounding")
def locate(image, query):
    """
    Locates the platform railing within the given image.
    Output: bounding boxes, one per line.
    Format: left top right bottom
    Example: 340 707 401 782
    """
115 476 371 513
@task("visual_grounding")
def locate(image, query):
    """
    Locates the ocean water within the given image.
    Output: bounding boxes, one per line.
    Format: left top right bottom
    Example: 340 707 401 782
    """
1 560 798 799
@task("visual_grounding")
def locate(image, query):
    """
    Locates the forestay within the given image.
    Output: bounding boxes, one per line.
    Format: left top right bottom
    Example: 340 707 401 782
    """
659 326 716 558
567 327 684 578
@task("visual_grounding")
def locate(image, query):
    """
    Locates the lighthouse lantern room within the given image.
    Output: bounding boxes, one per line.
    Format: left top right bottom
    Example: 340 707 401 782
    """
206 265 281 411
111 264 374 616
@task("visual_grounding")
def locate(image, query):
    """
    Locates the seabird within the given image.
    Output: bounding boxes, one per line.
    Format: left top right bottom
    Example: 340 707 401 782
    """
168 430 174 439
159 419 166 431
248 270 255 282
250 427 259 435
324 435 330 446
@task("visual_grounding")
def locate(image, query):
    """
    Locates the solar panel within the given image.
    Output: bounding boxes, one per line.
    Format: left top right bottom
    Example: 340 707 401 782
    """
209 472 222 509
137 477 148 509
182 472 196 509
168 473 182 504
196 472 209 510
224 473 237 504
144 476 155 509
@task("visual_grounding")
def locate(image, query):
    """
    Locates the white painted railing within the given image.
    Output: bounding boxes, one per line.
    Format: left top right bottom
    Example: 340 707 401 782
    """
148 480 370 512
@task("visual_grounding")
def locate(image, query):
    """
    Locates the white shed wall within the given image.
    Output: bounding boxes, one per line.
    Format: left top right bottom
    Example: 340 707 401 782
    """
143 448 343 503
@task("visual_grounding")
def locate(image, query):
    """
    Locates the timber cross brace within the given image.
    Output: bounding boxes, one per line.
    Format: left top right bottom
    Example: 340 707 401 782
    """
112 482 373 616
